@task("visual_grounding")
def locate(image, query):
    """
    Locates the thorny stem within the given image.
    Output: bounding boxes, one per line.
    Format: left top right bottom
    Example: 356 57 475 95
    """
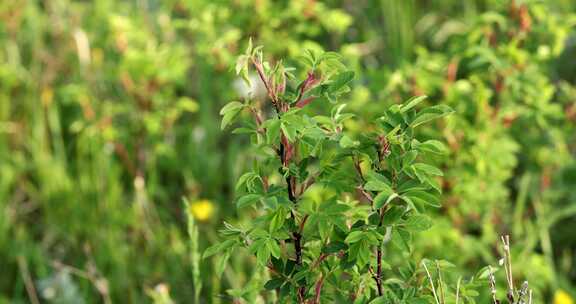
251 56 306 303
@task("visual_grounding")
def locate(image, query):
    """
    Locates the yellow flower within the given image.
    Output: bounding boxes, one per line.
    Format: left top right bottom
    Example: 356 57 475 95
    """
555 290 574 304
188 199 214 221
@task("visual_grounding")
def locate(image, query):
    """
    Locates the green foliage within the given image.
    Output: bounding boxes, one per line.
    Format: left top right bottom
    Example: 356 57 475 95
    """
210 46 455 303
1 0 575 303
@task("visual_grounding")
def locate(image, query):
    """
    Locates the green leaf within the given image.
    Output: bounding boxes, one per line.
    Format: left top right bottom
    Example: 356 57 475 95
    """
328 71 354 93
280 122 297 142
220 101 245 130
339 135 359 148
405 191 441 208
220 101 244 115
256 243 270 267
345 231 365 243
410 104 454 128
391 228 410 252
413 163 443 176
215 251 230 277
325 203 351 215
382 206 405 225
404 214 433 231
267 239 281 258
235 172 260 191
318 216 331 240
323 241 348 254
264 278 285 290
400 95 427 113
366 171 391 184
265 118 281 144
236 194 262 209
269 208 287 232
397 179 428 193
402 150 418 168
373 191 397 209
364 180 393 192
203 239 236 259
414 139 448 155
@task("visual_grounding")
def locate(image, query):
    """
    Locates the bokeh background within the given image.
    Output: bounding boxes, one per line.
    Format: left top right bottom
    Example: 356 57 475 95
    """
1 0 576 303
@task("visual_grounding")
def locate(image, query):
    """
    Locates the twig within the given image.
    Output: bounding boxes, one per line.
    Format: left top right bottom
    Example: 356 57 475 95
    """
250 54 306 303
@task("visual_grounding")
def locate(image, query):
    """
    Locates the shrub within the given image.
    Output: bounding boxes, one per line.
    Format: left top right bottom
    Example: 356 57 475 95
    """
206 44 458 303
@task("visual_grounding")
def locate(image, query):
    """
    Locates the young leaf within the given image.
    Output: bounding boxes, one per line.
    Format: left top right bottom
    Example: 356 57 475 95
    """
400 95 427 113
220 101 245 130
328 71 354 93
410 105 454 127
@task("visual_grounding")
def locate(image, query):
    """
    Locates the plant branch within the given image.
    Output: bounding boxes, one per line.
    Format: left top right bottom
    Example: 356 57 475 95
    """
252 56 306 302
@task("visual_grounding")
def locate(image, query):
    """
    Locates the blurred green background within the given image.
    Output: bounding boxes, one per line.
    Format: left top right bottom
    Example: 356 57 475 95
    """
1 0 575 303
